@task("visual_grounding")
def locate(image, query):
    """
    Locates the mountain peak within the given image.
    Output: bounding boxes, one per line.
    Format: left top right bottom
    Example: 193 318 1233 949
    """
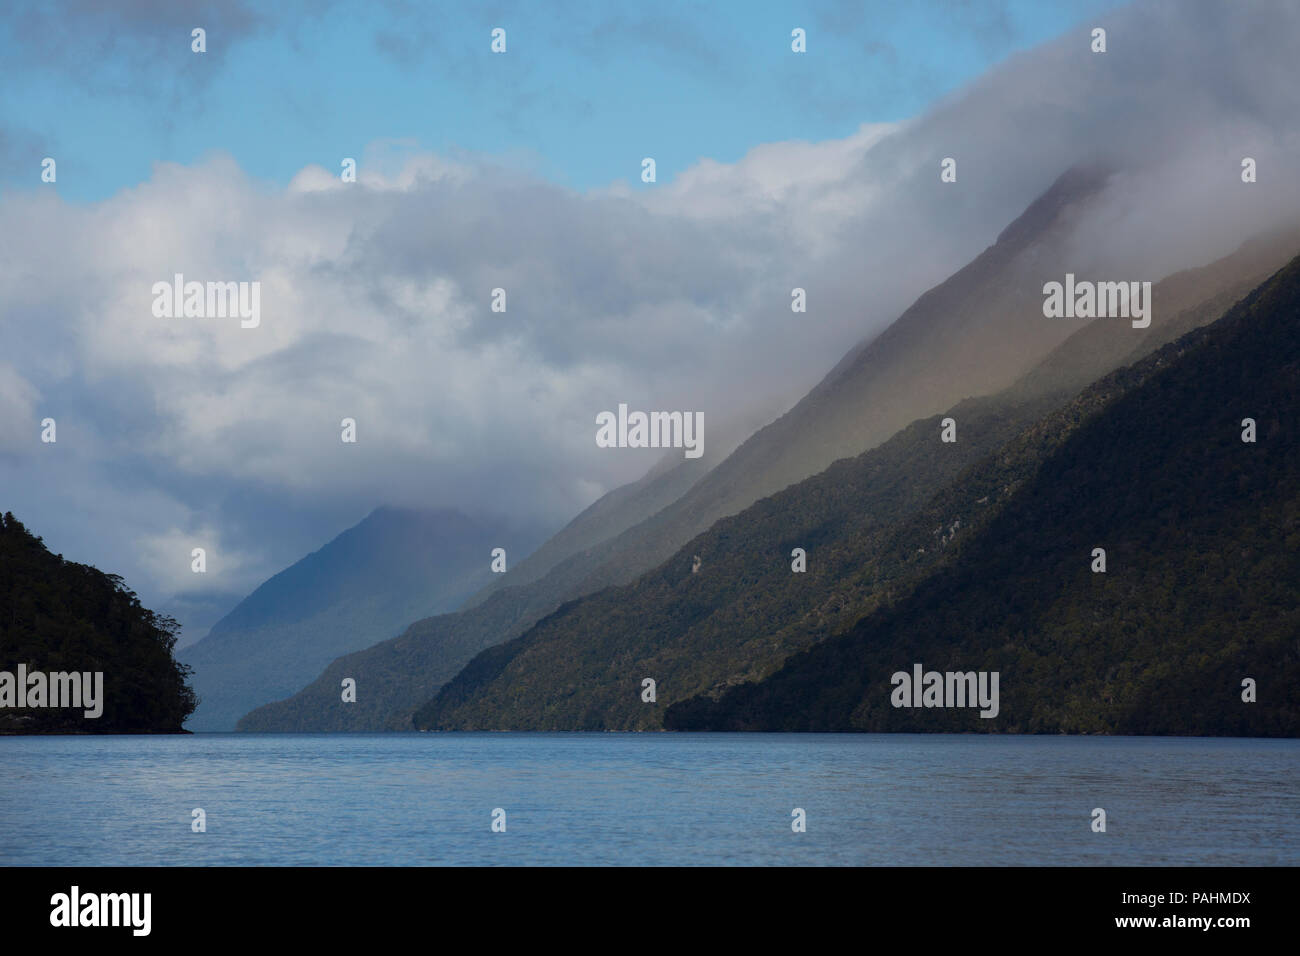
994 163 1113 248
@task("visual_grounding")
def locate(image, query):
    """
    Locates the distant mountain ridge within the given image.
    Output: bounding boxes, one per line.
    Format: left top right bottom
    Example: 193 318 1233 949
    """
180 506 548 731
236 456 712 731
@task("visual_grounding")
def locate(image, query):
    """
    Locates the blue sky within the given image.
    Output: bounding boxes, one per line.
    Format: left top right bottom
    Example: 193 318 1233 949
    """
1 0 1120 202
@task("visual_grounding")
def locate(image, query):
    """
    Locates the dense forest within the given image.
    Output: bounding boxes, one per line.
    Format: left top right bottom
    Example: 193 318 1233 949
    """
0 513 196 733
667 256 1300 735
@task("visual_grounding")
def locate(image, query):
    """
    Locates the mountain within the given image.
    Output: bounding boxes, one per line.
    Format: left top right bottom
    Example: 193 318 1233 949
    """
180 507 548 731
243 168 1297 733
236 454 713 731
523 166 1118 593
460 451 711 608
413 230 1300 731
0 512 196 733
665 254 1300 735
239 169 1118 732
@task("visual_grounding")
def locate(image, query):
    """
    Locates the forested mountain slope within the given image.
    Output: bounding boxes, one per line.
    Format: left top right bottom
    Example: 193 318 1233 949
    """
667 256 1300 735
416 243 1300 732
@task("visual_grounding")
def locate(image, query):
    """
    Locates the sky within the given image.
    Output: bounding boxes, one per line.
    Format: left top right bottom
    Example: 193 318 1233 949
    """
3 0 1300 644
0 0 1121 201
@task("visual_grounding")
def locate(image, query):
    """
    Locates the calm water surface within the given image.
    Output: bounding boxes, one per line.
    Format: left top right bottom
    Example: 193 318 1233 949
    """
1 733 1295 866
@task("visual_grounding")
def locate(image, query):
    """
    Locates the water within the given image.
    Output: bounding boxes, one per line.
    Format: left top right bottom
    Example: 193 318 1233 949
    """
1 733 1295 866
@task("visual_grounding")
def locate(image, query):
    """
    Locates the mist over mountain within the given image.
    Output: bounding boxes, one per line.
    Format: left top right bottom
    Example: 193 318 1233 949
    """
244 160 1300 732
414 230 1300 731
180 507 548 731
245 169 1118 731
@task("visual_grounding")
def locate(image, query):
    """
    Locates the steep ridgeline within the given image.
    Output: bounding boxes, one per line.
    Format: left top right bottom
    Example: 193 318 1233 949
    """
236 454 713 731
539 166 1121 595
459 452 710 608
0 513 196 733
413 232 1300 732
667 255 1300 736
181 507 548 731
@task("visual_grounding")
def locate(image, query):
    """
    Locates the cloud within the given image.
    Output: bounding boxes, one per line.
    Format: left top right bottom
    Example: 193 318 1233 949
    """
0 363 40 459
2 0 1300 634
136 523 259 595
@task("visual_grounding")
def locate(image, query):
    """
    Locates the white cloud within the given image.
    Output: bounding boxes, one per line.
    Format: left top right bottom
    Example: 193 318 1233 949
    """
3 0 1300 631
136 524 259 595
